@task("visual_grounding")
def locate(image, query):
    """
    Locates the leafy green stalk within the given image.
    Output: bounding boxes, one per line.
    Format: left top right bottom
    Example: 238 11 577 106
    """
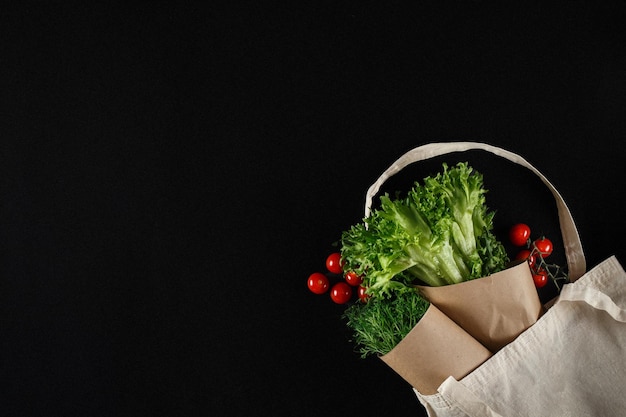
341 162 508 298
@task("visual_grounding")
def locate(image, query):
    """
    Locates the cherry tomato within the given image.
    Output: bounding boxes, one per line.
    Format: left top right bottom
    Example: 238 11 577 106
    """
515 249 536 268
330 282 352 304
307 272 329 294
326 252 344 274
532 269 549 288
345 271 363 287
357 286 370 303
533 237 553 258
509 223 531 247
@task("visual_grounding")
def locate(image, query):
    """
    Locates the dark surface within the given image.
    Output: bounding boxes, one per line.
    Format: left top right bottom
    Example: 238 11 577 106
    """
3 3 626 416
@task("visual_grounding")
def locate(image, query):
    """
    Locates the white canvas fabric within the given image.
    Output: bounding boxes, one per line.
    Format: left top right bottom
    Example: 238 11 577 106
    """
416 255 626 417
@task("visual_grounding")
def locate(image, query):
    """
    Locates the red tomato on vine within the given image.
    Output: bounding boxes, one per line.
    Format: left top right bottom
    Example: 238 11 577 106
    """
307 272 329 294
326 252 344 274
534 237 553 258
330 282 352 304
509 223 531 247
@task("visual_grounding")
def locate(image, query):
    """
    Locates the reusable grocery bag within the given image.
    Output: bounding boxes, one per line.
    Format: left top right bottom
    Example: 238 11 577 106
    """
371 142 547 393
422 256 626 417
366 142 625 416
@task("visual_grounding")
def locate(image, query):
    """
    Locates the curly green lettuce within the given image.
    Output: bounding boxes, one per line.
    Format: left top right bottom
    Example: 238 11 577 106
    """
341 162 508 298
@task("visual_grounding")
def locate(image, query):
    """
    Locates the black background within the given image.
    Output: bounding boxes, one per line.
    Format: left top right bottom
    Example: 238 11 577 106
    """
3 2 626 416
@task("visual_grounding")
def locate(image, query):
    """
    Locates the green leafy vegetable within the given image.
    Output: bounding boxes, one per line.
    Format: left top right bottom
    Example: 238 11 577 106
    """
341 162 509 298
341 162 509 358
343 290 430 358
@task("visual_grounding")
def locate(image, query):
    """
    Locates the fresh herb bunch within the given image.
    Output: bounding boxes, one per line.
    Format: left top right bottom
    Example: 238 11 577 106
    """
343 289 430 358
341 162 509 298
340 162 509 358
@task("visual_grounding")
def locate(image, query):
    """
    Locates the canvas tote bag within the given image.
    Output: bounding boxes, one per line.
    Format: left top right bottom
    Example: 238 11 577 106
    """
364 142 625 416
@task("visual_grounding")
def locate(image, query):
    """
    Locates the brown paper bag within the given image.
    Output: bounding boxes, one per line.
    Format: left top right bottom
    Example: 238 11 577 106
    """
417 260 542 352
380 304 492 395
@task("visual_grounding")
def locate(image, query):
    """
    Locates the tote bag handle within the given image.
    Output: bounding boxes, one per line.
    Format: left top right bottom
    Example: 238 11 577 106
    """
364 142 586 281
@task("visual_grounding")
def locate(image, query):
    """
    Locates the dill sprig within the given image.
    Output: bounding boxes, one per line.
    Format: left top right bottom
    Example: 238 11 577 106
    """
343 290 430 358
